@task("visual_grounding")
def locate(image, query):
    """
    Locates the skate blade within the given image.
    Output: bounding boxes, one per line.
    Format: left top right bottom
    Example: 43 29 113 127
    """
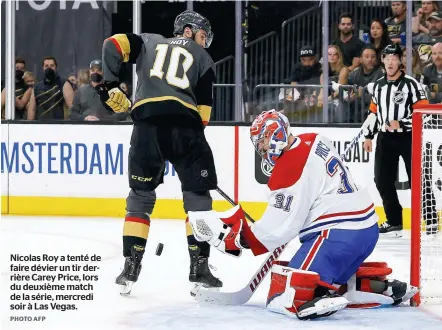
380 231 403 238
190 283 220 297
396 285 419 304
119 280 134 296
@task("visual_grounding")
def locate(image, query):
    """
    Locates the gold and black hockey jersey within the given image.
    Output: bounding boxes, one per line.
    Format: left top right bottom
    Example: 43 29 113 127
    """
102 33 215 125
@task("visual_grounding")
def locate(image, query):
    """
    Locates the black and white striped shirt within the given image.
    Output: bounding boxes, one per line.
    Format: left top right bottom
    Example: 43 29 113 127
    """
369 72 428 133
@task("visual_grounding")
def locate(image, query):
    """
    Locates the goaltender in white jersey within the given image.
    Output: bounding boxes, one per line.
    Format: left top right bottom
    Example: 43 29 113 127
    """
188 109 418 320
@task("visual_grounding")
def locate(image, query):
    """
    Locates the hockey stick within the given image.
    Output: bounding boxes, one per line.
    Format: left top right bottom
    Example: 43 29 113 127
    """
215 187 255 223
191 243 287 305
191 186 287 305
339 121 370 161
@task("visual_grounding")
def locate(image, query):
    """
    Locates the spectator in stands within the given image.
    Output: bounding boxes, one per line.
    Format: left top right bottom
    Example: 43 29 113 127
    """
289 46 322 86
347 46 384 122
423 42 442 103
23 71 36 87
413 11 442 45
27 56 74 120
69 60 128 122
77 69 90 88
67 73 77 92
332 12 365 71
413 11 442 66
402 47 425 83
282 46 322 119
1 57 33 120
369 19 393 62
413 1 439 34
385 1 407 43
317 45 349 108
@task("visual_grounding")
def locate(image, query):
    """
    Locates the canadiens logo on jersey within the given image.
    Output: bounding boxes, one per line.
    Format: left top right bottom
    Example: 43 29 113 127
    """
393 91 405 104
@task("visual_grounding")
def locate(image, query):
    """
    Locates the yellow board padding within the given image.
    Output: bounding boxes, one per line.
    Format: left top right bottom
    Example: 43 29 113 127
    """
0 196 233 219
2 196 8 214
0 196 412 229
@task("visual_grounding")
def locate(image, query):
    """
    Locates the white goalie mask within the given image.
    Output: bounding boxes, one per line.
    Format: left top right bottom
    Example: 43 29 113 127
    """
250 110 291 168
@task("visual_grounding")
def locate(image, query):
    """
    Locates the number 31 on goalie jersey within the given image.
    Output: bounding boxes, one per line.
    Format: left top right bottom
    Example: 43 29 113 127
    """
150 44 194 89
326 156 356 194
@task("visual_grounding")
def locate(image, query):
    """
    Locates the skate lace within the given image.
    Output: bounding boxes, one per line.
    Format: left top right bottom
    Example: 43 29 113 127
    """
380 222 390 229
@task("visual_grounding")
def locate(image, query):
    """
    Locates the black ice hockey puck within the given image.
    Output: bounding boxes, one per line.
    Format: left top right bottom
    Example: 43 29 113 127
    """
156 243 164 256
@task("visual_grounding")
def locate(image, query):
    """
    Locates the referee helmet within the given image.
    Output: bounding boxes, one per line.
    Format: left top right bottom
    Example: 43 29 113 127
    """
382 44 403 61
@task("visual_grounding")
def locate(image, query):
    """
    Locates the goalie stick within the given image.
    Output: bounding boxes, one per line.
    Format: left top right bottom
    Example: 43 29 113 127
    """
191 243 287 305
191 186 287 305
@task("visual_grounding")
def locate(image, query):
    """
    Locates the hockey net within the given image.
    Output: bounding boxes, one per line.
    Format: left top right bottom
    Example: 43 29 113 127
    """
410 105 442 306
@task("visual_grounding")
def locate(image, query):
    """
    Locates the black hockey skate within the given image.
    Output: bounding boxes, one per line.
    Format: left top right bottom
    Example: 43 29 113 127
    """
116 245 145 296
379 222 402 238
296 293 348 320
188 245 222 289
385 280 419 306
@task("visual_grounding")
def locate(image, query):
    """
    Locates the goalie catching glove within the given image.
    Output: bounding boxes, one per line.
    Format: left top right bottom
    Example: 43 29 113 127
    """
95 81 132 113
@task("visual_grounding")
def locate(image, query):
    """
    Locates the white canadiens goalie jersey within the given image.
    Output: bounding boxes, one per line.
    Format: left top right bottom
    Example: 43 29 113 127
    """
251 133 378 252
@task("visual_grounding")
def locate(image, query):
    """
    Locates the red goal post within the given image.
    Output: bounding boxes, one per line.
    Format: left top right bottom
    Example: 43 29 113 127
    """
410 105 442 306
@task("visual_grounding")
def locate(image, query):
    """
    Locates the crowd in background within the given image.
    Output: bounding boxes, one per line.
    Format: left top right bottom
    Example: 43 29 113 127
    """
1 56 130 122
279 1 442 123
2 1 442 123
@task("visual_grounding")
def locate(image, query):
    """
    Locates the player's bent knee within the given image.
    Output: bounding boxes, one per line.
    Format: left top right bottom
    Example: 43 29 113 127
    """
266 262 348 320
126 189 156 215
183 190 212 212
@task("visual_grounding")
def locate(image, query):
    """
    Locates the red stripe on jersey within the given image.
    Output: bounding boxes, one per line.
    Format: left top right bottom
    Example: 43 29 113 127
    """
313 204 374 222
267 133 317 191
106 37 123 57
125 216 151 226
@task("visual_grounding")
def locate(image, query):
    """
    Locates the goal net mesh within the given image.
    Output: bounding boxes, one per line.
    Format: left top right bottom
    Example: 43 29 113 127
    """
418 113 442 303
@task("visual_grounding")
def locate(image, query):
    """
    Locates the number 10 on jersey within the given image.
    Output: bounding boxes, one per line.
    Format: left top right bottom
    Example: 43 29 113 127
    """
150 44 194 89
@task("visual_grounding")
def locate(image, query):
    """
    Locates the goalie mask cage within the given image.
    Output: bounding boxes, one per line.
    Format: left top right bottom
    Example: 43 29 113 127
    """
410 105 442 306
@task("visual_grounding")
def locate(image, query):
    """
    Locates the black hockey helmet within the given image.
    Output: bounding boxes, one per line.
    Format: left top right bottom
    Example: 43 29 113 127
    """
173 10 213 48
382 44 403 60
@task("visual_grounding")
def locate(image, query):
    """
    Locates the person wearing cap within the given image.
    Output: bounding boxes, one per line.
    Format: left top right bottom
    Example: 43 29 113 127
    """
69 60 127 121
289 46 322 86
412 1 440 35
385 1 407 44
412 10 442 46
283 46 322 117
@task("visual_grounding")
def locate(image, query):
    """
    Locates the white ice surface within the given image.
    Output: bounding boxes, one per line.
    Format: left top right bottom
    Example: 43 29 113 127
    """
0 216 441 330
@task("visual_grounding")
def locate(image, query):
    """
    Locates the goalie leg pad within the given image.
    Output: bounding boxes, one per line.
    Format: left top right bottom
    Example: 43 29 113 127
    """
266 264 348 320
344 262 418 307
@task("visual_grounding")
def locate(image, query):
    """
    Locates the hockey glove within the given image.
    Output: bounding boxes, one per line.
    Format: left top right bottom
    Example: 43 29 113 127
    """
95 81 132 113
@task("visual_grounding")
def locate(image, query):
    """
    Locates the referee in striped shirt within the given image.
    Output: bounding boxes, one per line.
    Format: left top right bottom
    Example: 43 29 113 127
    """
363 44 429 237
